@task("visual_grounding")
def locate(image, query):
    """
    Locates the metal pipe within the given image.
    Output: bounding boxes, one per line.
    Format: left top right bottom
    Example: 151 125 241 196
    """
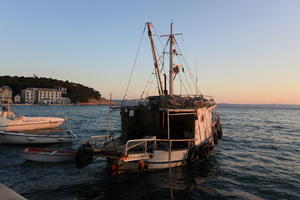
169 23 174 95
146 22 164 95
167 110 170 139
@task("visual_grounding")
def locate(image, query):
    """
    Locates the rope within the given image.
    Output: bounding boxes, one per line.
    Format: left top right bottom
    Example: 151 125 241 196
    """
140 71 155 99
153 25 170 81
178 74 191 95
175 38 203 96
182 69 194 95
139 24 169 99
145 78 155 98
122 25 146 103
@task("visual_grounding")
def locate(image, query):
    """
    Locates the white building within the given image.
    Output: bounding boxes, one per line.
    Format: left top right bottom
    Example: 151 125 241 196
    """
22 88 65 104
22 88 37 104
60 97 71 104
56 86 67 94
14 94 21 103
37 88 62 104
0 86 13 104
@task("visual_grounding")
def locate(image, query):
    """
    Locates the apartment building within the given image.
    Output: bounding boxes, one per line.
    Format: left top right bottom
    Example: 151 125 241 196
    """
0 86 13 104
37 88 62 104
21 87 71 104
21 88 37 104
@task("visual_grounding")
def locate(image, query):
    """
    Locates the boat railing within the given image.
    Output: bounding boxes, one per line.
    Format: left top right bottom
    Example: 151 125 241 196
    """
86 135 123 153
86 135 112 148
124 138 195 157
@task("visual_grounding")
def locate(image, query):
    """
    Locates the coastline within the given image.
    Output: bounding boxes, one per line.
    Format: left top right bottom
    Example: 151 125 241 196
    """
7 102 118 106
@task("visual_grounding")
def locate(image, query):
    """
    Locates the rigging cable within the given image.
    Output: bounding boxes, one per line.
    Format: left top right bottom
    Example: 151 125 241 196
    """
139 24 170 99
177 56 194 95
175 37 203 96
145 77 155 98
175 40 201 96
153 25 170 79
140 71 155 99
122 24 146 103
178 73 191 95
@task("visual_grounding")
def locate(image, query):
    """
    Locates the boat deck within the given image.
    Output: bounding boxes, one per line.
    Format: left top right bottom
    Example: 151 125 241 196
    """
87 136 195 163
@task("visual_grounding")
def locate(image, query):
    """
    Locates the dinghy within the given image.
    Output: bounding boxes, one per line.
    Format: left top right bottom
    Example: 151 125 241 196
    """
0 130 76 144
22 148 76 162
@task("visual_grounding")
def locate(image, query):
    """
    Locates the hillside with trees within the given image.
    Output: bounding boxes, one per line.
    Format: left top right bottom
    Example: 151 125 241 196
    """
0 76 101 103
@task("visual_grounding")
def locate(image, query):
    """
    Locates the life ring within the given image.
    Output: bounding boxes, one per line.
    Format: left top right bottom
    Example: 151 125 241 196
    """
75 143 93 169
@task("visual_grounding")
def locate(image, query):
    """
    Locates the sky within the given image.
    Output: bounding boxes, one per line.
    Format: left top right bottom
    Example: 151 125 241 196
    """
0 0 299 104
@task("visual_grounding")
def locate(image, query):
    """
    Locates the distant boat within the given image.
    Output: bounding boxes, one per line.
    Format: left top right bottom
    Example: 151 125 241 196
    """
0 130 76 144
0 106 65 132
21 147 76 162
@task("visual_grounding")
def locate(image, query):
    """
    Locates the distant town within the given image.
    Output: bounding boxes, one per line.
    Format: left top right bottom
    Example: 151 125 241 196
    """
0 76 104 105
0 86 71 105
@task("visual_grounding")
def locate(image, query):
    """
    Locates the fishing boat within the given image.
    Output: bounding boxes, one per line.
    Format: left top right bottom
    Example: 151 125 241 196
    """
21 147 76 162
0 106 65 132
0 130 76 144
76 22 222 173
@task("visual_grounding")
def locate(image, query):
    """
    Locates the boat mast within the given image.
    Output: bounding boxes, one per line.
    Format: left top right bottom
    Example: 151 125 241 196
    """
169 23 175 96
146 22 164 96
161 22 181 96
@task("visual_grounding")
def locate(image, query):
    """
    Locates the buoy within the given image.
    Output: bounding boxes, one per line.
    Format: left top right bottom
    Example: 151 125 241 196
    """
75 143 94 169
139 160 146 169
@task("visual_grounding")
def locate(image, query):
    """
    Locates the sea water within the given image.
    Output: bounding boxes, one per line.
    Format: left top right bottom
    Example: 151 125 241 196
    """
0 105 299 200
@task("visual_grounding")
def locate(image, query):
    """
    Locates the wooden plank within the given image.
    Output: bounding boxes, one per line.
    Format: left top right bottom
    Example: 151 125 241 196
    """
0 184 27 200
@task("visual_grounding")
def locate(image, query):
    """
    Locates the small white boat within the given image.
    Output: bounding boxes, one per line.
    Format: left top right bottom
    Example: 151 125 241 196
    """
0 130 76 144
22 148 76 162
0 106 65 132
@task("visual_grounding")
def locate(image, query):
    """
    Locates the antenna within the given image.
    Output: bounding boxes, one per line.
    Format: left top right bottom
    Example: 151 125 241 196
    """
106 93 112 136
196 57 198 90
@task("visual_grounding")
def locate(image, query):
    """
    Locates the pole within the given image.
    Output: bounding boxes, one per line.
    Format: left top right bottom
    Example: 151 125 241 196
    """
146 22 164 95
169 23 174 95
163 74 168 95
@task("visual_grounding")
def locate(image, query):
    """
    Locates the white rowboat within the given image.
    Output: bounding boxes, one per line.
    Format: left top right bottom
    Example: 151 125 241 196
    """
22 148 76 162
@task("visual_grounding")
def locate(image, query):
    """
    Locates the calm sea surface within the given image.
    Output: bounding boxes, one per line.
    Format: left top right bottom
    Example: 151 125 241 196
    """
0 105 299 200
